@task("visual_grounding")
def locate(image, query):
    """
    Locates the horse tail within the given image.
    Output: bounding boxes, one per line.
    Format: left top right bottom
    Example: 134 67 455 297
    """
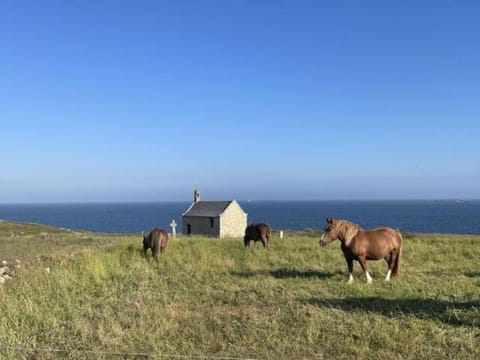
392 231 403 277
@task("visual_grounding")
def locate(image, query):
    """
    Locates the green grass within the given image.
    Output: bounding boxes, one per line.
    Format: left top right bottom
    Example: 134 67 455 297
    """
0 221 479 359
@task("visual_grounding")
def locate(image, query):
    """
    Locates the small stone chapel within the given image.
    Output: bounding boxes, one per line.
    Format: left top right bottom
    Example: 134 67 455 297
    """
182 188 247 238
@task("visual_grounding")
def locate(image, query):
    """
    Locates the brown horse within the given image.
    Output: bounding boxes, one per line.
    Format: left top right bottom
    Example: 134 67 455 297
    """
319 218 402 283
244 223 271 249
143 228 169 260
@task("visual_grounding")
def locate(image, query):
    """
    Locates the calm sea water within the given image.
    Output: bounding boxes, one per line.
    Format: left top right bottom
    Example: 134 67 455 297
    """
0 200 479 234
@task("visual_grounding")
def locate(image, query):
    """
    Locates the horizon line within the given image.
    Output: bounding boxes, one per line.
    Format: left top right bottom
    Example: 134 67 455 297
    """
0 198 479 205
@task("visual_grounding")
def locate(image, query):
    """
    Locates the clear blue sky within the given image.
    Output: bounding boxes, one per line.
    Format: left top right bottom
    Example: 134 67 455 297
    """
1 1 479 202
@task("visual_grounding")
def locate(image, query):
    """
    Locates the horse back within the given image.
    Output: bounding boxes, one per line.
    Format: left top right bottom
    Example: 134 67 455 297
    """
148 228 169 248
257 223 271 237
245 223 271 240
371 227 402 246
350 227 401 258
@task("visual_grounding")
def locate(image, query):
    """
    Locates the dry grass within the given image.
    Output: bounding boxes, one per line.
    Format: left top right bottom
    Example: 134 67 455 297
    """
0 221 479 359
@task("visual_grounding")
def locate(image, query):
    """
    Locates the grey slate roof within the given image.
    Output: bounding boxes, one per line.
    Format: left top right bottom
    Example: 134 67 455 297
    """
182 201 232 217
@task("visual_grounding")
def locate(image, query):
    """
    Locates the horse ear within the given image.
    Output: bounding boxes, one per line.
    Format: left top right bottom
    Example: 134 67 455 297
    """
326 217 332 223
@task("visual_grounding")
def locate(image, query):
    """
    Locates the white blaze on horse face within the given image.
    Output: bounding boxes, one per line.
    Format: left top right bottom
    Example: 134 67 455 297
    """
385 269 392 281
366 272 373 284
348 273 354 284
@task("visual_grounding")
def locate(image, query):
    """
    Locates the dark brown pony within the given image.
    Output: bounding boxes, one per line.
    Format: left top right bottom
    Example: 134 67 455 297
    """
143 228 169 260
319 218 402 283
244 223 271 249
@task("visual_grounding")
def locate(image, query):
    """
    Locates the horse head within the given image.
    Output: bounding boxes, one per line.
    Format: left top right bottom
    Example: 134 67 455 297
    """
320 218 360 247
319 218 340 246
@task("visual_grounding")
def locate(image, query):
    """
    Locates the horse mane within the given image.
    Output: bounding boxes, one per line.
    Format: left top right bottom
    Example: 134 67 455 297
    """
336 220 362 245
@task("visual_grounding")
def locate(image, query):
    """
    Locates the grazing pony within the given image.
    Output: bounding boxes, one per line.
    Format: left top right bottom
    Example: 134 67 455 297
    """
319 218 402 283
143 228 169 260
244 223 271 249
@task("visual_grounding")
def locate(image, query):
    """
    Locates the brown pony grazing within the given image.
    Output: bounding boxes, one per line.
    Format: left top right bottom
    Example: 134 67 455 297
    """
319 218 402 284
143 228 169 260
244 223 271 249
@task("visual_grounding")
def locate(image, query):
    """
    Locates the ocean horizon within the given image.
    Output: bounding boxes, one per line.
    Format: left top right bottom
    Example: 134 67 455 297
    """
1 199 479 235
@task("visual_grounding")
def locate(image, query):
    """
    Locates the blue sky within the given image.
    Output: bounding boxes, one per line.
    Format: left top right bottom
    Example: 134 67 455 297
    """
1 1 479 202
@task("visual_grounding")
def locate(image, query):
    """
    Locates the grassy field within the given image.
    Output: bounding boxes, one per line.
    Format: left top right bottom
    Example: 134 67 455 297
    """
0 221 479 359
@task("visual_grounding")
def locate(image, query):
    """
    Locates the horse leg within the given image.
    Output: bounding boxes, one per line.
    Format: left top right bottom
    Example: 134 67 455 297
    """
385 250 398 281
261 235 268 250
358 256 372 284
143 245 150 261
152 248 159 263
384 254 392 281
344 254 354 284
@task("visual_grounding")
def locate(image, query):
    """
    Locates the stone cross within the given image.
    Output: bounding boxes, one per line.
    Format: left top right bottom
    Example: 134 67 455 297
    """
170 220 177 238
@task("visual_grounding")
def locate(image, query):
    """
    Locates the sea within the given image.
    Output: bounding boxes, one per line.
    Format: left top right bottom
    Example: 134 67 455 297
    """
0 200 480 235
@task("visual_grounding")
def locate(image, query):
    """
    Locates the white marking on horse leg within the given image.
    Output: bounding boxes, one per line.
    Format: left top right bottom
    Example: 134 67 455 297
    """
347 273 354 284
366 272 373 284
320 233 325 241
384 269 392 281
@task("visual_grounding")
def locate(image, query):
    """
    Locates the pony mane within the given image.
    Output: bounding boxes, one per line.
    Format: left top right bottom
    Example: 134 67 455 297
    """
336 220 362 245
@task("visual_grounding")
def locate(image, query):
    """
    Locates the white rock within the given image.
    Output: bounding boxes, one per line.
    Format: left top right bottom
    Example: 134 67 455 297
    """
1 260 8 266
0 276 6 284
45 267 51 274
0 267 8 275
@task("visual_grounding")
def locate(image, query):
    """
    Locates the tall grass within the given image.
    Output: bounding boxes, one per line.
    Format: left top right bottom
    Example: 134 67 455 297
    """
0 222 479 359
